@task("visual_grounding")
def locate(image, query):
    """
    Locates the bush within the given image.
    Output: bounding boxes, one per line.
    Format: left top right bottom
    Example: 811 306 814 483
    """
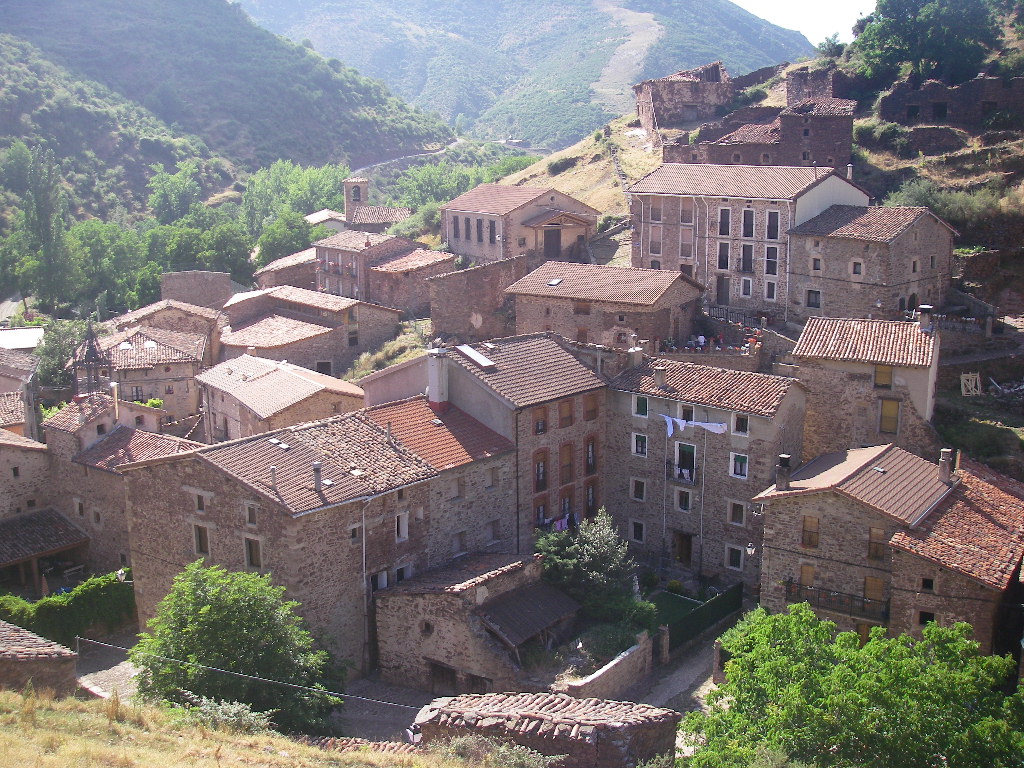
666 579 684 595
597 214 621 233
546 156 578 175
178 695 274 734
639 569 659 592
433 734 561 768
580 622 641 664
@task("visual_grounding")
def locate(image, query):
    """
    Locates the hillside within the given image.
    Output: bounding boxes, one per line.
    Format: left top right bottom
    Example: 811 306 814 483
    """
238 0 816 149
2 0 453 172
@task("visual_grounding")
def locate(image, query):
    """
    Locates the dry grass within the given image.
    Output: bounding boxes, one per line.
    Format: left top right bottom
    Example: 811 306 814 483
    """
0 688 468 768
342 320 431 381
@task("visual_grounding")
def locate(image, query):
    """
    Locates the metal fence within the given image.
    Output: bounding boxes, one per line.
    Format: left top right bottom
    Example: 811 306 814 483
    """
667 582 743 650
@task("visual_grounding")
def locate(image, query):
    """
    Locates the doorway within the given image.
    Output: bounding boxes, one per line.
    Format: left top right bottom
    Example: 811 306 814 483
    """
544 228 562 259
716 275 730 306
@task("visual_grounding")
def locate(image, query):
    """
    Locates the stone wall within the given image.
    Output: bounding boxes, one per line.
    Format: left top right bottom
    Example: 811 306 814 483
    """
367 256 457 319
51 459 130 574
0 440 51 518
255 260 317 291
634 62 735 135
117 361 201 422
554 632 651 700
161 271 237 310
0 655 77 695
879 76 1024 130
786 66 837 105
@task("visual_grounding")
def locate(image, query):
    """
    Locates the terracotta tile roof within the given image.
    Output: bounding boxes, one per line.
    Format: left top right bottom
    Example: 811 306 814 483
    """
612 357 797 417
519 209 595 228
299 736 419 755
364 396 514 471
653 61 728 83
783 98 857 116
506 262 701 306
755 444 956 525
111 299 219 327
0 428 47 451
712 120 781 145
0 347 39 375
478 582 580 647
890 459 1024 590
415 692 681 734
381 555 534 595
793 317 936 367
253 247 317 276
628 164 840 199
196 355 363 419
0 509 88 567
225 285 361 314
84 326 205 369
0 620 76 660
0 326 44 352
195 412 436 515
371 248 455 273
304 209 345 225
73 425 201 472
347 204 412 226
342 177 369 184
788 205 943 242
42 393 115 433
220 314 334 349
0 391 25 427
315 230 400 251
447 334 606 408
440 184 550 216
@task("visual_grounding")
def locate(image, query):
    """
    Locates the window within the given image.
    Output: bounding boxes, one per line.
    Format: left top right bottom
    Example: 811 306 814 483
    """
464 217 470 241
879 399 900 434
372 570 389 590
766 281 777 301
650 260 661 270
573 300 591 316
734 415 749 435
680 199 693 223
726 545 744 570
349 524 361 543
351 185 361 202
453 216 460 239
165 385 174 395
476 219 483 242
767 211 780 240
395 512 409 542
912 259 918 273
245 537 262 568
560 443 574 484
679 405 694 421
633 396 648 417
675 442 696 481
535 500 548 525
868 527 886 560
765 246 778 276
96 423 107 436
717 242 730 270
452 530 468 555
874 365 893 389
918 611 936 626
535 451 548 492
730 453 748 478
718 208 730 236
585 481 597 516
740 244 753 272
650 204 662 222
806 290 821 309
729 502 745 526
584 393 598 421
488 220 496 244
852 261 863 275
585 438 597 474
812 257 822 271
930 253 935 269
77 501 84 517
134 415 145 427
348 330 359 346
489 519 501 542
534 407 547 434
803 128 811 137
560 490 573 517
802 516 820 548
11 466 18 478
863 576 885 602
742 209 754 238
633 433 648 457
396 565 411 583
196 494 205 512
559 399 574 428
246 505 257 526
802 151 811 161
631 520 645 542
800 564 816 586
131 386 144 400
631 478 646 501
450 477 466 499
487 466 500 488
518 236 527 247
921 577 935 592
649 235 661 255
741 278 752 297
194 525 209 555
677 489 691 511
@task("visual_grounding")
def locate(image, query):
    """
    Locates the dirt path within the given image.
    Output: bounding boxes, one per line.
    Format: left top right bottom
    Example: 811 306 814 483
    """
591 0 664 115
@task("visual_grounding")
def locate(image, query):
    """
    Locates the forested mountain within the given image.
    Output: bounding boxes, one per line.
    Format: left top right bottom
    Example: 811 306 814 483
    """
2 0 452 174
238 0 816 148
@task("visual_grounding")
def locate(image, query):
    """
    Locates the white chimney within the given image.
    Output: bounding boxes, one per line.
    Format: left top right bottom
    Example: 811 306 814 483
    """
652 365 667 389
918 304 934 331
313 461 323 492
628 346 644 368
847 163 854 180
938 448 953 484
427 347 449 414
776 454 792 491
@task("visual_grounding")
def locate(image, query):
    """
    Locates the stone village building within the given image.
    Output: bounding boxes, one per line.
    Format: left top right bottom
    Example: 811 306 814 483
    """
254 247 318 291
505 261 704 348
337 176 412 235
634 61 735 137
605 354 805 593
628 164 870 315
441 185 599 265
197 354 364 442
0 347 38 440
0 620 78 696
756 446 1024 655
0 391 29 437
110 299 223 364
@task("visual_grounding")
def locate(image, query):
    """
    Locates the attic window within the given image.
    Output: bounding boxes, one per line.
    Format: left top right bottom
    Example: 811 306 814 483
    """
144 340 158 349
350 468 365 477
430 418 443 426
872 466 887 474
118 341 133 350
278 442 290 450
547 278 563 287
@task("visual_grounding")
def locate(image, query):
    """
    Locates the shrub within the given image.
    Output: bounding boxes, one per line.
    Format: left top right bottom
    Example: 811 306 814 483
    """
639 569 659 592
666 579 684 595
433 734 561 768
546 156 578 175
597 214 620 233
178 695 274 734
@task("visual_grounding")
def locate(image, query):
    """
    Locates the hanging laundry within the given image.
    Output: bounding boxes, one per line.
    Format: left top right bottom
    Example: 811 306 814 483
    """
691 420 728 434
660 413 675 437
673 417 689 433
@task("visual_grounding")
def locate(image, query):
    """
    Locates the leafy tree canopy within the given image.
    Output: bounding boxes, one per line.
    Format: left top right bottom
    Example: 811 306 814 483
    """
681 603 1024 768
35 319 91 389
130 561 339 734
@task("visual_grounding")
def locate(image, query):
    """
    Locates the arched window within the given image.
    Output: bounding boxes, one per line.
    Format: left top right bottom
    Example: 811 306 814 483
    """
908 293 919 311
899 297 907 313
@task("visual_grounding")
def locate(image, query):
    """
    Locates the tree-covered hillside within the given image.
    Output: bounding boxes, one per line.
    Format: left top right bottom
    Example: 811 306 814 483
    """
239 0 815 148
2 0 452 171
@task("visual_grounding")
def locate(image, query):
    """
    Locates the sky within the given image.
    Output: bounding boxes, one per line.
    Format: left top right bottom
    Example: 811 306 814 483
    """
730 0 877 45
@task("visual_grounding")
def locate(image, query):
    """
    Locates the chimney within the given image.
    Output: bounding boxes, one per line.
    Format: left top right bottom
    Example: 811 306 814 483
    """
775 454 792 491
270 465 277 489
918 304 933 331
652 365 667 388
628 346 644 368
846 163 854 180
938 448 953 484
386 421 394 444
313 461 323 492
427 347 450 414
110 381 120 423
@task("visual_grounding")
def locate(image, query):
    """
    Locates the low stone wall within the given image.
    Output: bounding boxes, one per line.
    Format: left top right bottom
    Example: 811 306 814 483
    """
555 632 651 700
661 349 763 372
0 656 77 695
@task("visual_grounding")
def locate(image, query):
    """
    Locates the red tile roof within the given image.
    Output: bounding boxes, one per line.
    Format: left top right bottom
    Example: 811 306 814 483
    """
73 425 201 472
371 248 456 273
612 357 797 417
889 459 1024 590
506 262 702 305
315 230 402 251
783 98 857 117
300 736 419 755
220 314 334 348
382 555 533 594
84 326 205 370
628 164 848 199
197 355 363 418
0 620 76 660
111 300 219 328
441 184 551 216
347 204 412 226
0 428 47 451
447 334 607 408
788 205 951 242
364 396 514 471
225 285 361 314
793 317 937 367
42 393 115 433
712 120 781 145
253 247 317 276
0 391 25 427
0 509 88 568
0 347 39 376
304 209 345 225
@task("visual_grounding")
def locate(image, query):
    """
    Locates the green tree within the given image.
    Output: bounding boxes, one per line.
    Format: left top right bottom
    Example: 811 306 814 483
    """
130 561 339 734
35 319 89 388
0 140 33 197
682 604 1024 768
147 162 201 225
255 210 318 267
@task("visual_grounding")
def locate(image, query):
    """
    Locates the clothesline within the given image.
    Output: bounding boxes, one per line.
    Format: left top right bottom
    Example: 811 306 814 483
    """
659 414 728 437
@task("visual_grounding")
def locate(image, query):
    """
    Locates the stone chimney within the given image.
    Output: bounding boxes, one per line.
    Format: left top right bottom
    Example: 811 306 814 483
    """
847 163 854 180
652 365 667 389
628 347 644 368
270 465 277 490
938 448 953 484
313 461 323 492
775 454 792 491
918 304 934 331
427 347 450 414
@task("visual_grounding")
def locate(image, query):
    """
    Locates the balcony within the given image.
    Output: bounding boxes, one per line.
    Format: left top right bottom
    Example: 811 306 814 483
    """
666 460 699 486
784 579 889 622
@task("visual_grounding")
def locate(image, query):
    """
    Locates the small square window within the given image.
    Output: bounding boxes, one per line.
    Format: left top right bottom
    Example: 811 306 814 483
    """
921 577 935 591
734 415 749 435
96 423 107 436
806 290 821 309
631 520 645 543
729 502 745 526
677 489 691 511
632 433 648 457
633 396 648 417
852 261 863 275
726 545 744 570
918 611 936 626
135 415 145 427
245 537 262 569
631 478 646 501
617 314 626 322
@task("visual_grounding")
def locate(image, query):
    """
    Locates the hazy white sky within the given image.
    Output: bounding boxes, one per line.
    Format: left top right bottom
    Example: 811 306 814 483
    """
730 0 877 45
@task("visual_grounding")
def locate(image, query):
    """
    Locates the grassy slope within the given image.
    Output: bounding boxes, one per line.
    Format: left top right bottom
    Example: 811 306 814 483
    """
2 0 452 172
